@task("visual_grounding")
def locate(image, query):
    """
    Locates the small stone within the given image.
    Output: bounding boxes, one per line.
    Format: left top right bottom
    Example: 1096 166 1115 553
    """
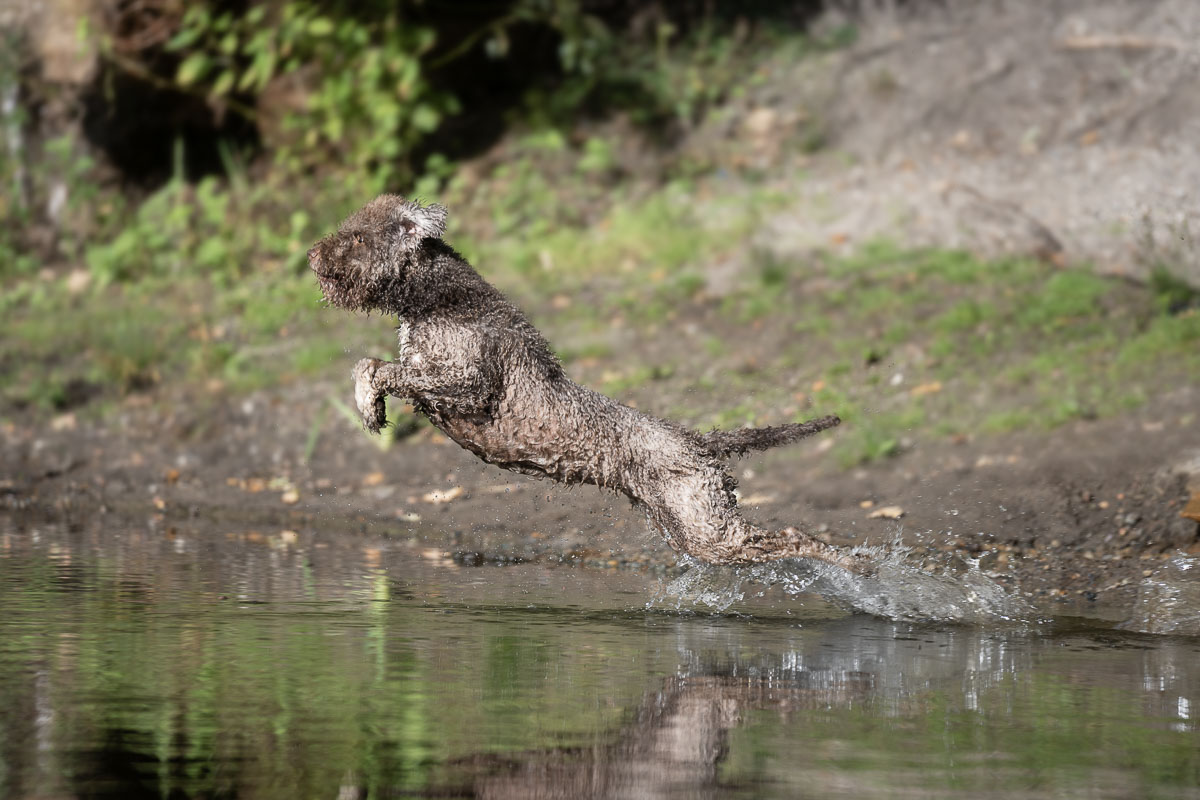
422 486 464 504
1181 492 1200 523
743 107 779 137
66 269 92 294
868 505 905 520
51 413 77 432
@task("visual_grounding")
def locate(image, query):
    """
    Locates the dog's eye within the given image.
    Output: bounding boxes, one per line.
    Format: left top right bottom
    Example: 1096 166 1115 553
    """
354 234 365 246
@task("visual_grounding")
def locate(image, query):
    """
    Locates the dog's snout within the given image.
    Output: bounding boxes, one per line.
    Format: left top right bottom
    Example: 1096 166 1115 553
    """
307 245 321 268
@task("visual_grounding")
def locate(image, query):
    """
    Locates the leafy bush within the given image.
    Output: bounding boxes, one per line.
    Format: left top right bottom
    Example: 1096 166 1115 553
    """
85 144 317 284
166 2 455 183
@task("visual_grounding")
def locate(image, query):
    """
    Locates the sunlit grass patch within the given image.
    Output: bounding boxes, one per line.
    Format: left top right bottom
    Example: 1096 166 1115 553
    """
291 337 348 375
0 269 351 415
600 364 675 397
1016 271 1112 332
702 244 1200 464
1118 309 1200 366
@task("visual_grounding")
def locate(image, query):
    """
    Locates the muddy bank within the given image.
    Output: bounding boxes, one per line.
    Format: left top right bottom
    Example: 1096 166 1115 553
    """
4 376 1197 615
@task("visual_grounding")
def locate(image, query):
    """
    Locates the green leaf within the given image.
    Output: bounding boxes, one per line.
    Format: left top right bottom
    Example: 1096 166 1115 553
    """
176 52 211 86
372 100 401 128
412 104 440 132
239 51 277 91
212 69 236 97
195 237 230 270
181 7 210 29
307 17 335 36
165 27 199 52
324 116 343 142
289 210 311 236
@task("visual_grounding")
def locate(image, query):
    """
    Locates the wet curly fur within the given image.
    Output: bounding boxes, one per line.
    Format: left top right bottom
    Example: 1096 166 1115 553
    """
309 195 866 572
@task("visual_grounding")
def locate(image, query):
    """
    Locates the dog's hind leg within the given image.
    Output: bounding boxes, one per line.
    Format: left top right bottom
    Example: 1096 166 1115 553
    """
640 469 870 574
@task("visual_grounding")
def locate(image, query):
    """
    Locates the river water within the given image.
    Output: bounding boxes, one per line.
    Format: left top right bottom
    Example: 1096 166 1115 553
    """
2 517 1199 799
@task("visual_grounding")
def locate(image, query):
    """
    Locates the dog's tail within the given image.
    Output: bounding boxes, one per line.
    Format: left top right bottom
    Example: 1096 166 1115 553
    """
701 415 840 458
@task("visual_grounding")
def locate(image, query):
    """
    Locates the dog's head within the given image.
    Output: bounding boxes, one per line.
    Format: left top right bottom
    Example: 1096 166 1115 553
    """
308 195 448 312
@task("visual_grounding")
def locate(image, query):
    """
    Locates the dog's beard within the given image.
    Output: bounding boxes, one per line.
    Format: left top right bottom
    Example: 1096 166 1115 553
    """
316 272 394 313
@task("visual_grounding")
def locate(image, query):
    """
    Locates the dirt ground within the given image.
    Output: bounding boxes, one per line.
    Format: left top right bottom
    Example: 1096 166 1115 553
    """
717 0 1200 286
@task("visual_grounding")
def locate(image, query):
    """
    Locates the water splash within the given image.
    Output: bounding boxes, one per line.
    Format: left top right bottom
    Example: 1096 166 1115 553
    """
651 540 1036 625
1121 555 1200 635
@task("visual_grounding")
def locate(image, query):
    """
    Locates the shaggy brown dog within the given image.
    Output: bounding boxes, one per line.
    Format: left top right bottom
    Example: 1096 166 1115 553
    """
309 195 866 572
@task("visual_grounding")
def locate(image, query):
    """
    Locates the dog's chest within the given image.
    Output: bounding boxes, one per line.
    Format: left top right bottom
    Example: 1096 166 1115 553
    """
396 320 424 368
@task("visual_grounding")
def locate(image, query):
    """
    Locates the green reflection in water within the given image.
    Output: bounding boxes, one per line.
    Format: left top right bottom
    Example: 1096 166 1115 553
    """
0 543 649 798
0 526 1199 799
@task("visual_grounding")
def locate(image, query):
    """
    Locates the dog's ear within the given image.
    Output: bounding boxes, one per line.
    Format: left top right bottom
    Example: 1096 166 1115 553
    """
395 201 448 242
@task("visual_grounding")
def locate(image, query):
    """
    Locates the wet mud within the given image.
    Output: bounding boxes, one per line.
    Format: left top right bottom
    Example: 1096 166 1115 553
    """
3 379 1197 626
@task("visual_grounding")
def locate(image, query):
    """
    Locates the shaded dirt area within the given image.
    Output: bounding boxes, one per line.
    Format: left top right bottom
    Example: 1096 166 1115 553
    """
3 371 1197 614
699 0 1200 286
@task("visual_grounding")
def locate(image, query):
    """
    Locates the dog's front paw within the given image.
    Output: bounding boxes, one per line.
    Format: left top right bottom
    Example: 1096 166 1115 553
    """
352 358 388 434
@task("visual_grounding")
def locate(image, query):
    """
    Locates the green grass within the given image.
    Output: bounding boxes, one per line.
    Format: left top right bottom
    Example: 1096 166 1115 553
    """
643 238 1200 465
789 249 1197 462
0 270 341 414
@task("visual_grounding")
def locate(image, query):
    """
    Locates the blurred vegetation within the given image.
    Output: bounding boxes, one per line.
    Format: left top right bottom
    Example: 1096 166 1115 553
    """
2 0 841 283
0 1 1197 466
0 0 842 405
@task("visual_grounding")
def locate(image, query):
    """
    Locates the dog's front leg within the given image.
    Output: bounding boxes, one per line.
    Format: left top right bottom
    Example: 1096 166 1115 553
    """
351 357 398 433
353 347 497 433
